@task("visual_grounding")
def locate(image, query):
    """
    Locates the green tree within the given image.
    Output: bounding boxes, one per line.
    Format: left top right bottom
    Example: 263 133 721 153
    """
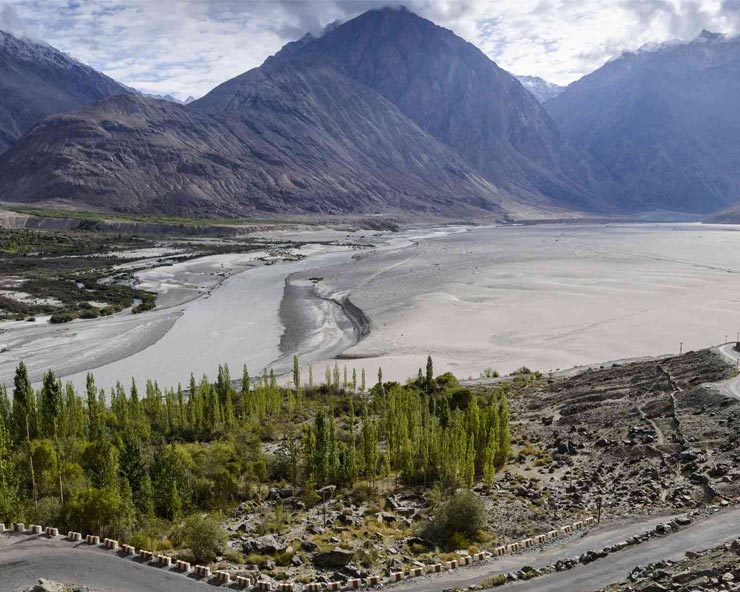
180 513 226 564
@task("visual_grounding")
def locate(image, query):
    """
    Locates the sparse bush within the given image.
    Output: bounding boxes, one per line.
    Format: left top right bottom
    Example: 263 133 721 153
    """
180 513 227 564
50 313 74 324
421 490 486 549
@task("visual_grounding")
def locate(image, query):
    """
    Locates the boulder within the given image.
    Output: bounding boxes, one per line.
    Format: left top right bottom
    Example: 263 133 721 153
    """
312 548 354 569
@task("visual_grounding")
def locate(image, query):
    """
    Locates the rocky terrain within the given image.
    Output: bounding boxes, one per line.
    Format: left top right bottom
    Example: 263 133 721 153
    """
194 350 738 585
599 537 740 591
506 350 739 521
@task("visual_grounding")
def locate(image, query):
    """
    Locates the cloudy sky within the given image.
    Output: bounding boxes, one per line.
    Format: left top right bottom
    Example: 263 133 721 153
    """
1 0 739 100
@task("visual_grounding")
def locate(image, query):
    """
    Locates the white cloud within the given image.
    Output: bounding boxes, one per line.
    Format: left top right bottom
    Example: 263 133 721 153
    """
0 0 739 98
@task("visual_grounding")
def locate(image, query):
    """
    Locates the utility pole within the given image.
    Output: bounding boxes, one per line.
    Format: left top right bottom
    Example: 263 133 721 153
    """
679 342 683 355
597 496 603 524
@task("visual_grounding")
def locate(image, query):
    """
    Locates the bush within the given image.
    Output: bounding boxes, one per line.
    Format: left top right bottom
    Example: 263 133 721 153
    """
50 313 74 324
79 308 100 319
421 490 486 549
181 513 227 564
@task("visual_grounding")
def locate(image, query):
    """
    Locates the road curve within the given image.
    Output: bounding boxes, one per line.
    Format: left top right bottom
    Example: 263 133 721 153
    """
0 535 212 592
716 344 740 399
393 507 740 592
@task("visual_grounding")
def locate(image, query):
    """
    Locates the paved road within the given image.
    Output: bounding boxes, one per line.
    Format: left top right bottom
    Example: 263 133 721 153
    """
394 507 740 592
0 535 212 592
0 513 680 592
716 344 740 399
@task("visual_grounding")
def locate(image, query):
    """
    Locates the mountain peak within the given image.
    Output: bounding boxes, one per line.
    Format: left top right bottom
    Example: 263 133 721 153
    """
697 29 724 42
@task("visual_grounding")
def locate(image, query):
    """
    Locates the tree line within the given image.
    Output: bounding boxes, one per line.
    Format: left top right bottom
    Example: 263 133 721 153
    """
0 356 510 547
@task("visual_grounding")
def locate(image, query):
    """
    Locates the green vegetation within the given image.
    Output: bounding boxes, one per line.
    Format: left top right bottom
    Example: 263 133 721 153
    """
0 356 511 562
421 490 486 549
0 228 278 321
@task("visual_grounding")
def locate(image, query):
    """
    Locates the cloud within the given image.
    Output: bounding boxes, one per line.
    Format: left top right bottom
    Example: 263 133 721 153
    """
0 0 739 99
0 4 35 37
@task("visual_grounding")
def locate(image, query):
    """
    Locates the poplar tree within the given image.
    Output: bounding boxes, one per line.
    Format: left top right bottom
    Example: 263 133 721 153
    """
426 355 434 393
293 356 300 390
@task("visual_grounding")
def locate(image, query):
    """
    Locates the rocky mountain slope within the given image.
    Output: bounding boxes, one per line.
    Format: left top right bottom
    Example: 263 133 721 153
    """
516 75 565 102
0 8 616 218
273 7 616 212
0 78 507 217
547 30 740 214
0 29 130 154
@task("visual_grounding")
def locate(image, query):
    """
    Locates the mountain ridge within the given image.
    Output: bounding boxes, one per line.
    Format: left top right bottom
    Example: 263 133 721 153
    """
547 30 740 213
0 28 131 154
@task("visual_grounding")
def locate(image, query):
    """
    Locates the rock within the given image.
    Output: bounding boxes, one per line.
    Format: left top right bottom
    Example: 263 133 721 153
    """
301 540 319 552
28 581 90 592
312 548 355 569
376 512 396 523
405 536 435 550
291 555 303 567
260 559 276 570
242 534 287 555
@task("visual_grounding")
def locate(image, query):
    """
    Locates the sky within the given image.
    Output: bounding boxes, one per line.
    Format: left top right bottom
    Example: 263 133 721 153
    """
1 0 740 100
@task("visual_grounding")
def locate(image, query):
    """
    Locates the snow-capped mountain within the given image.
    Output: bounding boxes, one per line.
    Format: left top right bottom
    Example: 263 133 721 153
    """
0 28 130 153
515 75 564 103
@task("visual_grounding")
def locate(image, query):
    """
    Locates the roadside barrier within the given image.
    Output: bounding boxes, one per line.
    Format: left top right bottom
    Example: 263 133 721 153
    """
1 514 597 591
194 565 211 578
104 538 118 550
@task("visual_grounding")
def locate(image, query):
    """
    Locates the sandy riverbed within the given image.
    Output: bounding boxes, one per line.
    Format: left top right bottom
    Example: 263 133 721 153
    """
304 223 740 382
3 222 740 392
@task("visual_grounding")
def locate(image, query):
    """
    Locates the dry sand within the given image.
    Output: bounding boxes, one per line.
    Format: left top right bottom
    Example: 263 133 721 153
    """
306 223 740 382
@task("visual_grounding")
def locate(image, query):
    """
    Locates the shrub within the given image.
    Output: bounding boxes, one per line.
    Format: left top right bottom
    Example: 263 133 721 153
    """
79 308 100 319
181 513 227 564
50 313 74 324
421 490 486 549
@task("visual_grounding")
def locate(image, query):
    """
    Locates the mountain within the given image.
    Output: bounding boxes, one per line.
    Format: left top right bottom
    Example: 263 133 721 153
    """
0 8 617 218
0 82 508 217
547 30 740 214
516 75 565 103
272 7 616 212
0 29 131 154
